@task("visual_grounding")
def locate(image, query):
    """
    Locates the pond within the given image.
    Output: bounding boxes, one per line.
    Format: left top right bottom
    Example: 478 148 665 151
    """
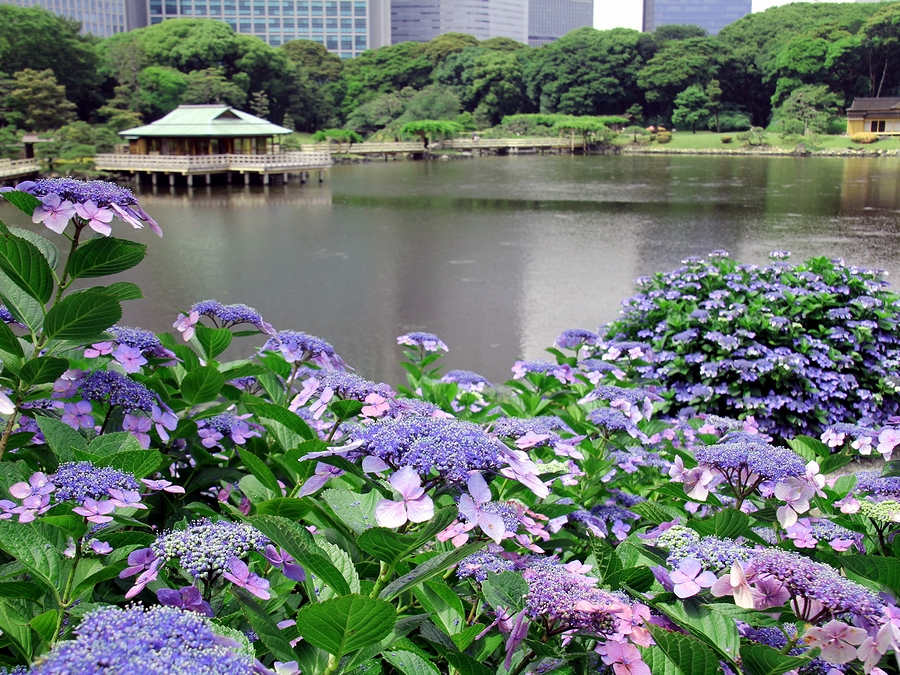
6 153 900 385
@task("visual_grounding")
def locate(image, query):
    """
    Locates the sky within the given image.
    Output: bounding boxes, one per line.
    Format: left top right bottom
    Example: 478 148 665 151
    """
592 0 846 33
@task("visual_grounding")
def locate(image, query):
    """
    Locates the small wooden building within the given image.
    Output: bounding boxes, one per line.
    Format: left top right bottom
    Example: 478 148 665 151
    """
847 98 900 135
120 104 292 156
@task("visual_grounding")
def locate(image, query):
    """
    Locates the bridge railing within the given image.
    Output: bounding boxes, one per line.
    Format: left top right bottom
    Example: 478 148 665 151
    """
94 152 333 173
0 158 41 179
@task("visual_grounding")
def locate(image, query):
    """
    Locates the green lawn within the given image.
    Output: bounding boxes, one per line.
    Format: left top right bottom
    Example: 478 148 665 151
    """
615 129 900 152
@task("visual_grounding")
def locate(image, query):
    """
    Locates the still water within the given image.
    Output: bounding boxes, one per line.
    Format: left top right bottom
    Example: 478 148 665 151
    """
7 154 900 385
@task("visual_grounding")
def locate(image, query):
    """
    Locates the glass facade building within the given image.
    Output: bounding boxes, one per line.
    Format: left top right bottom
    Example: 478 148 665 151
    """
2 0 147 37
642 0 750 35
392 0 528 44
147 0 390 56
527 0 591 46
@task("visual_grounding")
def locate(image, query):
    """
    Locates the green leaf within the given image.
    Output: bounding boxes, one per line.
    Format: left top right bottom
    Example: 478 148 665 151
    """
181 366 225 405
481 571 528 613
35 417 87 462
66 237 147 280
357 528 418 564
741 643 812 675
0 582 43 600
330 400 365 419
249 515 351 596
315 539 360 601
18 357 68 388
383 650 440 675
655 597 740 663
787 435 830 460
590 535 623 583
322 488 380 535
44 291 121 341
233 587 297 663
0 267 45 334
30 608 59 645
380 542 484 601
631 501 680 524
100 449 162 478
0 235 54 304
194 324 232 361
705 603 780 628
443 650 492 675
245 401 314 441
414 579 465 635
86 432 142 457
0 520 61 593
0 320 23 359
837 555 900 597
239 449 280 494
239 475 278 504
1 190 41 216
607 565 655 592
255 498 311 520
0 598 33 660
93 282 143 302
9 228 59 271
294 594 396 658
71 560 128 598
648 625 720 675
638 645 682 675
689 509 749 539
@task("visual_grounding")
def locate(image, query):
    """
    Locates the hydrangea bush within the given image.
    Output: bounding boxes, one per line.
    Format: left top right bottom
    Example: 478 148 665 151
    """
0 181 897 675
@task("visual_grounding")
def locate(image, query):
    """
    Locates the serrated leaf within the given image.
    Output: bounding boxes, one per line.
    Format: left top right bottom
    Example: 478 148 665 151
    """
638 645 682 675
316 539 360 601
181 366 225 405
100 449 162 478
250 515 351 596
71 560 128 598
239 449 280 494
233 587 297 663
30 608 58 645
0 234 53 304
357 528 418 563
655 597 740 662
443 649 492 675
44 291 121 341
837 555 900 597
9 228 59 271
481 571 528 613
0 520 61 593
415 579 465 635
0 267 45 334
631 501 680 524
0 582 43 600
1 190 41 216
689 509 749 540
245 401 314 441
331 400 365 419
607 565 655 592
86 432 141 457
383 650 440 675
787 435 830 460
194 324 232 361
0 598 33 659
255 497 311 520
0 321 23 359
66 237 147 280
648 625 720 675
590 535 623 582
94 282 143 301
741 643 812 675
705 603 780 628
380 542 484 601
239 475 278 504
18 356 68 388
35 417 87 463
295 594 396 658
322 488 379 534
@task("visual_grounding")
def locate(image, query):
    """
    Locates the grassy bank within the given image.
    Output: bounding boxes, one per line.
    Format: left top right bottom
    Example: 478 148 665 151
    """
612 129 900 153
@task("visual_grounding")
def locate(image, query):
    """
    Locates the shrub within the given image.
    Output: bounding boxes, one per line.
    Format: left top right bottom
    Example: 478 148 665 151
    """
851 132 879 144
720 135 732 144
601 251 900 438
656 131 672 144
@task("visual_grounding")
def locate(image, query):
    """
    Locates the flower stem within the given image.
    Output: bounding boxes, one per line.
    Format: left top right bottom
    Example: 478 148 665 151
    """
54 222 86 305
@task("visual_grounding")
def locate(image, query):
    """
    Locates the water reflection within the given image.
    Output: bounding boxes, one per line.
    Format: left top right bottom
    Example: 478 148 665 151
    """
3 155 900 385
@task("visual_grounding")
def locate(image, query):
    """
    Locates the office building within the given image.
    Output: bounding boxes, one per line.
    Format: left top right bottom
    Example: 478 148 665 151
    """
1 0 147 37
642 0 750 34
391 0 528 44
147 0 391 55
527 0 591 46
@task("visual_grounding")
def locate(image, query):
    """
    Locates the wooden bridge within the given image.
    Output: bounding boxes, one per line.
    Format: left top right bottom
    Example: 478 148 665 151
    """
299 137 574 156
94 151 333 185
0 158 40 184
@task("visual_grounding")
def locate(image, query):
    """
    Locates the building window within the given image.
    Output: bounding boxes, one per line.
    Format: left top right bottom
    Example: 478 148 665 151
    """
226 18 236 27
872 120 887 133
195 1 207 12
312 17 323 30
253 2 264 14
297 0 308 10
165 0 177 13
270 36 281 45
311 0 322 14
254 19 266 30
341 51 352 58
325 0 336 14
268 1 279 12
354 17 364 30
353 0 364 14
239 0 250 13
269 17 279 27
224 1 236 13
240 19 251 30
180 0 192 12
339 0 350 14
340 17 350 29
354 34 365 49
149 0 162 13
282 1 293 12
326 35 337 48
298 17 308 28
283 17 294 27
151 15 163 22
340 35 351 49
326 17 337 30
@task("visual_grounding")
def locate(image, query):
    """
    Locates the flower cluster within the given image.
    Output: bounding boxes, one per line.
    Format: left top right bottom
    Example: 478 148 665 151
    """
174 300 275 341
290 371 394 419
76 370 157 413
603 252 900 436
4 178 161 236
260 330 345 368
197 413 263 449
397 332 448 353
29 605 253 675
85 326 176 373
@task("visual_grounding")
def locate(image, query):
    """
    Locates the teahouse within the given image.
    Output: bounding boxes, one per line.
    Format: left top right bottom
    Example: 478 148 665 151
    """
95 104 331 186
847 98 900 135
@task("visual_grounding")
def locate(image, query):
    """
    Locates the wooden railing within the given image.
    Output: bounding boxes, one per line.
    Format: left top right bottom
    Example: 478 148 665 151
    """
94 152 333 173
0 158 41 179
445 137 571 149
298 138 569 154
299 142 425 154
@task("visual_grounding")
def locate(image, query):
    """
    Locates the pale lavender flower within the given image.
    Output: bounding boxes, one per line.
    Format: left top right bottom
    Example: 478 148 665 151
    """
458 471 506 544
157 585 214 617
73 498 115 524
397 332 448 352
73 200 114 236
32 192 76 233
802 620 867 664
669 558 717 598
222 557 270 599
123 413 152 448
375 466 434 528
113 345 148 373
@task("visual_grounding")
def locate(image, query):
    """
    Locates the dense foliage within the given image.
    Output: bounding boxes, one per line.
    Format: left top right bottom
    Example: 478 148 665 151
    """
4 2 900 145
0 180 898 675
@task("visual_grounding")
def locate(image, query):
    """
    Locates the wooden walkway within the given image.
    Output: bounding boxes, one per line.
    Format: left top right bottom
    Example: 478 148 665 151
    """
299 137 573 156
94 151 333 185
0 158 40 183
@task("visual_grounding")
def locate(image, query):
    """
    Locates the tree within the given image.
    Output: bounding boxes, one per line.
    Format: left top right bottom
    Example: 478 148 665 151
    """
312 128 362 152
637 37 731 107
469 51 524 125
250 91 270 120
524 27 649 116
552 116 613 150
5 69 76 131
774 84 840 137
0 5 103 119
182 68 247 108
136 66 187 120
860 4 900 98
653 24 707 45
706 79 722 132
281 39 344 83
337 41 432 116
400 120 462 148
0 127 20 160
480 37 528 52
622 125 650 142
424 33 479 65
671 85 710 133
397 85 461 125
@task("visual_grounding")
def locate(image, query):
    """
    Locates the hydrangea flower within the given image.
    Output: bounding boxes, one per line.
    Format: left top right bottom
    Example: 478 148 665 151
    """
375 466 434 528
260 330 345 368
148 519 268 581
397 332 448 352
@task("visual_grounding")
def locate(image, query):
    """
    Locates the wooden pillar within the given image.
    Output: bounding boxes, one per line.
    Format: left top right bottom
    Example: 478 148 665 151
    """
168 173 175 187
187 174 193 187
244 173 250 186
318 170 323 183
151 172 157 185
263 173 269 186
205 173 211 185
283 172 288 183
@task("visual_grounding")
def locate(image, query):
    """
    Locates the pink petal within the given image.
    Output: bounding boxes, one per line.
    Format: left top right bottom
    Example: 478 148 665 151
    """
466 471 492 504
390 466 423 500
375 499 408 528
405 495 434 524
477 511 507 544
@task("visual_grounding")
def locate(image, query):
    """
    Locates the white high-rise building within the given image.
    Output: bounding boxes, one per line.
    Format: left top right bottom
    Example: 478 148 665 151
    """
2 0 147 37
528 0 592 46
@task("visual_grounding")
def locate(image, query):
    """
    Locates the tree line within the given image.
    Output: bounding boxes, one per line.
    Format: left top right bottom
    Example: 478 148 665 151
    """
2 0 900 153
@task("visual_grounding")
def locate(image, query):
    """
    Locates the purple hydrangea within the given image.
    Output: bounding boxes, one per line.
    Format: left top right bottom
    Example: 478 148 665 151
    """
261 330 346 369
554 328 600 350
151 519 268 579
51 462 139 504
693 439 807 483
78 371 157 413
665 535 752 575
440 370 492 389
397 332 448 352
197 413 263 448
29 605 252 675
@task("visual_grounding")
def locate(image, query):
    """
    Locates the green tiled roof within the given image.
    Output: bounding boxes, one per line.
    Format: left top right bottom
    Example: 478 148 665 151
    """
119 105 292 138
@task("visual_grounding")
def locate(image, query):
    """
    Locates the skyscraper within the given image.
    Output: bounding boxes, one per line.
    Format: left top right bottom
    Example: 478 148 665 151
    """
391 0 528 44
642 0 750 35
2 0 147 37
146 0 392 55
527 0 592 46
